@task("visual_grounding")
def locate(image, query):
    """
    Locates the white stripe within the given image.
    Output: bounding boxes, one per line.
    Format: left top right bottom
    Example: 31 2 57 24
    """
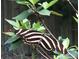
45 35 56 49
16 29 22 35
40 42 51 51
27 40 40 43
24 32 42 37
57 41 61 51
20 29 32 35
63 47 65 54
27 35 51 49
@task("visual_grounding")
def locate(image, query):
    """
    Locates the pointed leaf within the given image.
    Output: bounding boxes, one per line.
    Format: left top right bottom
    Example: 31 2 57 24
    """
38 9 51 16
41 0 58 9
37 26 45 32
29 0 39 5
32 22 40 30
5 19 18 27
5 35 19 44
51 11 63 16
48 0 58 8
12 10 31 20
62 38 70 49
16 0 29 5
19 19 31 29
41 2 49 9
3 32 15 36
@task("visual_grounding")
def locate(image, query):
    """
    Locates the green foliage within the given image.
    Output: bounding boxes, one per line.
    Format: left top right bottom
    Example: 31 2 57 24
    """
32 22 45 32
20 19 31 29
9 40 23 51
3 32 15 36
12 10 31 20
62 38 70 49
16 0 29 5
38 9 51 16
51 11 63 16
40 0 58 9
5 35 19 44
29 0 39 5
56 54 69 59
5 19 19 28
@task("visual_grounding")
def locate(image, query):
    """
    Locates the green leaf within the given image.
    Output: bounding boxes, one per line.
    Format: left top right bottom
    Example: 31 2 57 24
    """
9 40 22 51
41 0 58 9
5 19 19 28
67 49 78 59
62 38 70 49
29 0 39 5
12 10 31 20
51 11 63 16
32 22 40 30
37 26 45 32
16 0 29 5
32 22 45 32
5 35 19 44
23 19 31 29
20 19 31 29
3 32 15 36
38 9 51 16
48 0 58 8
56 54 69 59
41 2 49 9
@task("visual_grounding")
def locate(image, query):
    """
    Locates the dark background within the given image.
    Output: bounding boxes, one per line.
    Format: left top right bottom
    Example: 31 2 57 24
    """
1 0 78 59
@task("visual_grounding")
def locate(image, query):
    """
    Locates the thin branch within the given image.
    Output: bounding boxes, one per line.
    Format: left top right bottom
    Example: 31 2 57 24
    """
67 0 78 13
41 20 58 40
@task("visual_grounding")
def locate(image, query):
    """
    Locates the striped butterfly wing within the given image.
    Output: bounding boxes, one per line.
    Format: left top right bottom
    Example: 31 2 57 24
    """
16 29 67 59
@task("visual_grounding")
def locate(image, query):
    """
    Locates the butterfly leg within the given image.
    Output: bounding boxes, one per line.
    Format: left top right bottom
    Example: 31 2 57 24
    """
36 45 53 59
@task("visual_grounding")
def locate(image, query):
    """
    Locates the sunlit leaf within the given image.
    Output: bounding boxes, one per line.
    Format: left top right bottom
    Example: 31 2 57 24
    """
5 19 19 28
51 11 63 16
16 0 29 5
37 26 45 32
32 22 45 32
41 2 49 9
38 9 51 16
48 0 58 8
62 38 70 49
19 19 31 29
41 0 58 9
3 32 15 36
29 0 39 5
32 22 40 30
5 35 19 44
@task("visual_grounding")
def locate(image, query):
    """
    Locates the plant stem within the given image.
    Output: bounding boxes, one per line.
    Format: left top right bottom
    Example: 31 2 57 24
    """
41 20 58 40
67 0 78 13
